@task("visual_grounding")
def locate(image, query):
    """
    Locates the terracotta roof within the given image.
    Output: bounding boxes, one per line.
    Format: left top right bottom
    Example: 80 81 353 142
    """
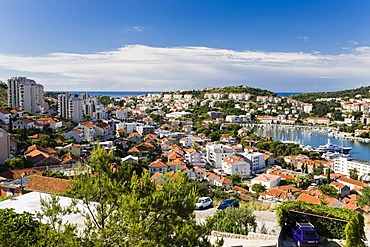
167 159 185 167
330 181 347 189
83 122 94 128
223 155 245 165
149 160 167 168
233 186 248 194
0 109 10 114
128 146 141 153
338 177 368 188
296 193 321 204
151 172 163 181
0 168 42 180
73 129 83 134
215 176 232 185
25 175 71 194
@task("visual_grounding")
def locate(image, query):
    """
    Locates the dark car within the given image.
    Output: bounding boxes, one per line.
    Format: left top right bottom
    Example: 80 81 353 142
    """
217 199 239 210
291 222 320 247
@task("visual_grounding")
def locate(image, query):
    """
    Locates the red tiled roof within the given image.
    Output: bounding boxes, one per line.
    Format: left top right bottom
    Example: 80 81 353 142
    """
25 175 71 194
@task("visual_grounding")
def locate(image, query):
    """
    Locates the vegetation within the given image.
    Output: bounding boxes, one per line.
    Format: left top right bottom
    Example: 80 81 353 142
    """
206 206 257 235
0 82 7 108
358 186 370 208
277 200 366 247
292 86 370 103
318 184 339 199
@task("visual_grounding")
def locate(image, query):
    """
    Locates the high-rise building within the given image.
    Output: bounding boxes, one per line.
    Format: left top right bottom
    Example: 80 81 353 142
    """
7 77 44 113
58 93 84 123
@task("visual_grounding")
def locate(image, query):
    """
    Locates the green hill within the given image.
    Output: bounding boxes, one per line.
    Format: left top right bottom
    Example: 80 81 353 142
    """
0 83 7 108
292 86 370 103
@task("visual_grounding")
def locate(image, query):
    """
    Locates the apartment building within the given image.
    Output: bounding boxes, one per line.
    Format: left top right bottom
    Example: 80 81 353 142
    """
7 77 44 114
333 156 370 179
205 143 234 168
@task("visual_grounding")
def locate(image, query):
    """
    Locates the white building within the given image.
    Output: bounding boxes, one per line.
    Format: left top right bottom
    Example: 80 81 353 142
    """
0 109 11 124
221 155 250 179
333 156 370 179
7 77 44 114
205 144 234 168
251 174 281 189
58 93 84 123
136 125 155 136
243 152 265 172
0 129 11 165
184 149 205 167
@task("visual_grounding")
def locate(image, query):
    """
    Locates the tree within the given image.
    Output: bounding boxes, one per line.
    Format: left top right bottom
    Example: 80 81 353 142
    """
0 208 42 246
230 174 242 184
65 146 214 246
358 186 370 208
251 183 266 193
349 168 359 180
5 157 25 169
206 207 257 235
318 184 339 199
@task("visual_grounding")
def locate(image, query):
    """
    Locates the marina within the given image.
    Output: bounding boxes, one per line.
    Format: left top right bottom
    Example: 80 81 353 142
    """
248 124 370 161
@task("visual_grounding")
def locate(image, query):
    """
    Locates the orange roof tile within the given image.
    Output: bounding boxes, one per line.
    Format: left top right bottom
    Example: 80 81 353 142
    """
25 175 71 194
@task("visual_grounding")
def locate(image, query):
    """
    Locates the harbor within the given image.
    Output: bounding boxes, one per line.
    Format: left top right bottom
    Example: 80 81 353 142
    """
246 124 370 161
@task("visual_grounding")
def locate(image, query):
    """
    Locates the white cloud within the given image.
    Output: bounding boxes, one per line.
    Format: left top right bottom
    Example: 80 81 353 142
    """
349 40 359 45
0 45 369 92
123 26 144 33
297 36 309 42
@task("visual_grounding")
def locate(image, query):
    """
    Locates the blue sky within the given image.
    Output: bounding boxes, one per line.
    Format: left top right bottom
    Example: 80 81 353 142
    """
0 0 369 92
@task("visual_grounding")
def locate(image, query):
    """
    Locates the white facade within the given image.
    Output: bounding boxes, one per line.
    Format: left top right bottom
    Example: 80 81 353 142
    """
116 109 128 120
243 152 265 172
58 93 84 123
0 110 11 124
0 129 11 165
205 144 234 168
251 174 281 189
7 77 44 114
184 150 205 166
221 156 250 179
333 157 370 178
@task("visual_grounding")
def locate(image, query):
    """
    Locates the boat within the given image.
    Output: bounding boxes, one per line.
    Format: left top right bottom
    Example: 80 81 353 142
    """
314 139 352 154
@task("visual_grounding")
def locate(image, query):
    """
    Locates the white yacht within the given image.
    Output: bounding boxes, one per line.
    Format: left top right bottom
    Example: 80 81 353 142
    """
314 139 352 154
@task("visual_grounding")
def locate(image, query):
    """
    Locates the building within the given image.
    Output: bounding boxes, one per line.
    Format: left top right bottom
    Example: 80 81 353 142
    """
0 129 11 165
0 110 11 124
136 125 155 136
333 156 370 179
221 155 250 179
306 117 330 125
58 93 84 123
243 152 265 172
205 144 234 168
7 77 44 114
251 174 281 189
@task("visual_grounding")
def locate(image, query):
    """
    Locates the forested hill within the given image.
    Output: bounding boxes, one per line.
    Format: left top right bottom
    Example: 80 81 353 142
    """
292 86 370 103
171 85 276 98
0 83 7 108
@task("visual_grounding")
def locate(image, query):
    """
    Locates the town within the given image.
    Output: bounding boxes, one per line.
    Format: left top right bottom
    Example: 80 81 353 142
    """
0 77 370 246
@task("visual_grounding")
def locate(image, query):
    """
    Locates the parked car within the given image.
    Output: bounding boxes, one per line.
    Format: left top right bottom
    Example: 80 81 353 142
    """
217 199 239 210
291 222 320 247
195 197 213 210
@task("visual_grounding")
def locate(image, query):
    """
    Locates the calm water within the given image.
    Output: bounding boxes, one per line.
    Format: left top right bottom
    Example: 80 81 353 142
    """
252 125 370 161
47 91 162 98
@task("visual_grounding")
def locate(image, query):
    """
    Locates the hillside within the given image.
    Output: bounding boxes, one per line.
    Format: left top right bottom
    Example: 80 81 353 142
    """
172 85 276 98
0 83 7 108
292 86 370 103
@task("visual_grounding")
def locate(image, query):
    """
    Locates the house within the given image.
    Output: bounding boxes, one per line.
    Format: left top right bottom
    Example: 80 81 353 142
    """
12 118 35 129
306 117 330 125
214 177 232 188
121 155 139 163
251 174 281 189
184 149 205 166
128 132 141 143
259 185 299 202
60 152 79 166
204 172 219 185
167 159 186 171
75 122 96 142
330 181 350 197
0 109 11 124
193 166 207 180
205 143 234 168
179 137 192 148
148 159 168 175
24 145 60 167
221 155 250 179
337 177 368 193
243 152 265 172
56 143 82 157
65 129 84 143
94 122 112 141
24 175 71 194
